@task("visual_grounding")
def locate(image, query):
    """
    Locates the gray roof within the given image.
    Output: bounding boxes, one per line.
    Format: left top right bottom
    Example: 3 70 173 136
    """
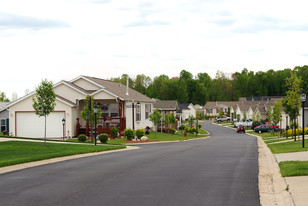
153 100 178 111
84 76 154 102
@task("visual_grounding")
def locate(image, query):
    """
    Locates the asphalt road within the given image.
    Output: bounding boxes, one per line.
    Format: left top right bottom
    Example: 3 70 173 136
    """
0 121 260 206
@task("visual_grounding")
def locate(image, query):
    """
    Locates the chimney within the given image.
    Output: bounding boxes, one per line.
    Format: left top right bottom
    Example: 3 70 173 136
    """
126 76 129 96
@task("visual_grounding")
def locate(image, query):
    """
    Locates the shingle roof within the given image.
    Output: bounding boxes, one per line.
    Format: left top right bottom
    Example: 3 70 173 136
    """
153 100 178 110
83 76 153 102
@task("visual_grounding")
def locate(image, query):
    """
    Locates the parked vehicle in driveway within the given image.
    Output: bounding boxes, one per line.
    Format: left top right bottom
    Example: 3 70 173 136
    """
234 120 253 128
237 125 245 133
254 124 274 133
216 116 231 123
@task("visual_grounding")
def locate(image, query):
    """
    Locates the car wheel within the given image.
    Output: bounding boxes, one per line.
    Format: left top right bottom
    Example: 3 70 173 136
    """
259 131 261 134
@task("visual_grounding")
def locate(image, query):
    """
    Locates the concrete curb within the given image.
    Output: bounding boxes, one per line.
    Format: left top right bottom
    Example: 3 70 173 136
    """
252 133 295 206
0 146 140 175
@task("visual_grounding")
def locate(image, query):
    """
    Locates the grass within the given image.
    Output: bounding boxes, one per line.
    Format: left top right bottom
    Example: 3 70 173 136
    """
267 139 308 154
279 161 308 177
146 131 207 141
0 141 125 167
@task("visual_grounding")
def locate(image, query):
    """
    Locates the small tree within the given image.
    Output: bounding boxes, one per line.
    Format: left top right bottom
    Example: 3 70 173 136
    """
218 109 223 117
164 113 170 130
80 95 101 141
169 113 176 128
150 109 162 137
32 79 56 146
267 106 273 124
243 112 247 122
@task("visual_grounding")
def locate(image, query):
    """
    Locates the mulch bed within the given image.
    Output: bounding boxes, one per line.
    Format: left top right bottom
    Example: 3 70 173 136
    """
125 140 156 143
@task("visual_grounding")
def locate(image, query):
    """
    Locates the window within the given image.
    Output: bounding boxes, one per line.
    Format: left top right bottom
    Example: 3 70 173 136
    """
0 119 6 132
136 104 141 122
100 104 119 118
145 104 151 119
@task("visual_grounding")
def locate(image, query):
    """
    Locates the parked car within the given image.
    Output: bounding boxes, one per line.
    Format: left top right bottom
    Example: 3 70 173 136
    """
234 120 253 128
254 124 274 133
216 116 231 123
251 122 261 130
237 125 245 133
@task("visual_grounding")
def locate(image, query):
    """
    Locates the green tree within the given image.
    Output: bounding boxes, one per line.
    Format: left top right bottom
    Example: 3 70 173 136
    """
267 106 273 124
273 100 283 126
0 92 10 102
169 113 176 128
150 109 162 135
32 79 56 146
134 74 151 94
284 72 301 140
80 95 101 140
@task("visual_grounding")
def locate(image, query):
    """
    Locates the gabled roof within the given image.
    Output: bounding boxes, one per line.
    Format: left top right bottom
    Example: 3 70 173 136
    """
0 102 9 112
177 103 192 113
83 76 153 102
153 100 178 110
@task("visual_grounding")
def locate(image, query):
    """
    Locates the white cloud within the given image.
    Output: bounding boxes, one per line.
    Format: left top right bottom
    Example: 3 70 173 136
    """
0 0 308 99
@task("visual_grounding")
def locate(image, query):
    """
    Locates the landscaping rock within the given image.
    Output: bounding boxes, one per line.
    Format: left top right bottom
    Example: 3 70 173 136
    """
140 136 148 141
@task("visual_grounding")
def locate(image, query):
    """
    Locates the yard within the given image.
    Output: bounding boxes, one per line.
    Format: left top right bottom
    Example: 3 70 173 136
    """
0 141 125 167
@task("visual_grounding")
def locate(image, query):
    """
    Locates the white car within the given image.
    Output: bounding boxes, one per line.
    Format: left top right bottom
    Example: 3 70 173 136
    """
234 120 253 128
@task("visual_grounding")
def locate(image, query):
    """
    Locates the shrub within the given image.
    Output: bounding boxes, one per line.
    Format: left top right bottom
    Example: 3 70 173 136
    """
305 127 308 135
190 127 196 134
198 124 202 129
184 126 190 133
78 134 87 142
0 132 3 136
179 125 185 131
98 133 109 144
110 127 119 138
125 128 134 140
136 128 145 139
170 128 176 134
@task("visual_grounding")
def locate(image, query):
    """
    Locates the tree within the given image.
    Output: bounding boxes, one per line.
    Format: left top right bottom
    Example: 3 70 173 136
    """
80 95 101 141
273 100 282 126
32 79 56 146
0 92 10 102
169 113 176 128
150 109 162 136
284 72 301 140
11 92 18 101
267 106 273 124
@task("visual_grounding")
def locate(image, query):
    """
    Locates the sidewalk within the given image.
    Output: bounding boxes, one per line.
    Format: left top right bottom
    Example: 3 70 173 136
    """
274 151 308 206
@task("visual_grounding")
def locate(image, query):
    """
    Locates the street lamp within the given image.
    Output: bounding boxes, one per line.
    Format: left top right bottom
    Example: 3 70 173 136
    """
300 90 306 148
62 118 65 141
93 104 98 146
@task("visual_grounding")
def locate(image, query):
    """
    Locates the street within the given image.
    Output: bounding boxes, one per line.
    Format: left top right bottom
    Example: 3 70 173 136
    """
0 121 259 206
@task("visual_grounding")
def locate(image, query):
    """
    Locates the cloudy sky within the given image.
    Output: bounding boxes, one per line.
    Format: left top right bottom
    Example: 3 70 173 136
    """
1 0 308 99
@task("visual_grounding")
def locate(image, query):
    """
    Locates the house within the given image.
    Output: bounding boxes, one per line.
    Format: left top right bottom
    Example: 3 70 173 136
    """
177 103 196 121
0 102 9 134
8 75 154 139
153 100 178 131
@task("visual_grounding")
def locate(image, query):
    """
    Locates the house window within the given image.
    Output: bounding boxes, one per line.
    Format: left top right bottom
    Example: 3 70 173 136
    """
145 104 151 119
1 119 6 132
100 104 119 117
136 104 141 122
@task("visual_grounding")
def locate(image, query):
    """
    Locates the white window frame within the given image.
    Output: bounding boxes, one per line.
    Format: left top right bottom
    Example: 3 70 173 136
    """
136 104 141 122
145 104 151 119
1 119 6 132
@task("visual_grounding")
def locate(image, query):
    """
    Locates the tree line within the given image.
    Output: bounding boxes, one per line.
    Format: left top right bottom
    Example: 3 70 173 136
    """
110 65 308 105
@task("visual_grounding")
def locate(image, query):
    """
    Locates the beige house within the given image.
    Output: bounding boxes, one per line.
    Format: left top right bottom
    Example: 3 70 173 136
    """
8 75 154 139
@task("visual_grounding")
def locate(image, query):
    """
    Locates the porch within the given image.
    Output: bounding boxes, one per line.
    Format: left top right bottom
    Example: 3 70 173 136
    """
76 98 126 137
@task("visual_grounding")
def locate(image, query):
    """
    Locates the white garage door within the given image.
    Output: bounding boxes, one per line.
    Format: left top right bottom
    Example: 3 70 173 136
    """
16 112 65 138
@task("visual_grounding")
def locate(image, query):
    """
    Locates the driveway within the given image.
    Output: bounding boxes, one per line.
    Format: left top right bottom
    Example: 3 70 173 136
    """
0 121 259 206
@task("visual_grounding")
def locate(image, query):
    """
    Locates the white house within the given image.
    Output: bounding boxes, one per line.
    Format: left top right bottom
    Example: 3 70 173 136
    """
177 103 196 120
8 75 154 139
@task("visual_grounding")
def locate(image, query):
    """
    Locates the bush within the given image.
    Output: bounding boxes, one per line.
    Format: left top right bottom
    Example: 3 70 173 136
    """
305 127 308 135
190 127 196 134
125 128 134 140
198 124 202 129
98 133 109 144
110 127 119 138
0 132 3 136
170 128 176 134
179 125 185 131
136 128 145 139
78 134 87 142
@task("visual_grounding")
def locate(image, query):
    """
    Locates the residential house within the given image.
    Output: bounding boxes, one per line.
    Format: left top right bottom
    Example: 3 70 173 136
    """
153 100 179 131
8 75 154 139
177 103 196 121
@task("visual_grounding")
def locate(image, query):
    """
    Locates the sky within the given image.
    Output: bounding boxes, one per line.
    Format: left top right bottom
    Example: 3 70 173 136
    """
1 0 308 100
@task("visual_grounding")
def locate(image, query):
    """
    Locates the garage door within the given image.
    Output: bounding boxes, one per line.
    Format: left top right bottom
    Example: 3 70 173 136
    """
16 112 65 138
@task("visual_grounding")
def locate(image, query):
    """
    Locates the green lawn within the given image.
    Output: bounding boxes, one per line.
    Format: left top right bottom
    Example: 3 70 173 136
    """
279 161 308 177
267 139 308 154
0 141 125 167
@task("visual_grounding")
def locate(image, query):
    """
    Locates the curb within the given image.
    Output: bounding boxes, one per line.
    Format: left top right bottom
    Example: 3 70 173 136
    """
0 146 140 175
